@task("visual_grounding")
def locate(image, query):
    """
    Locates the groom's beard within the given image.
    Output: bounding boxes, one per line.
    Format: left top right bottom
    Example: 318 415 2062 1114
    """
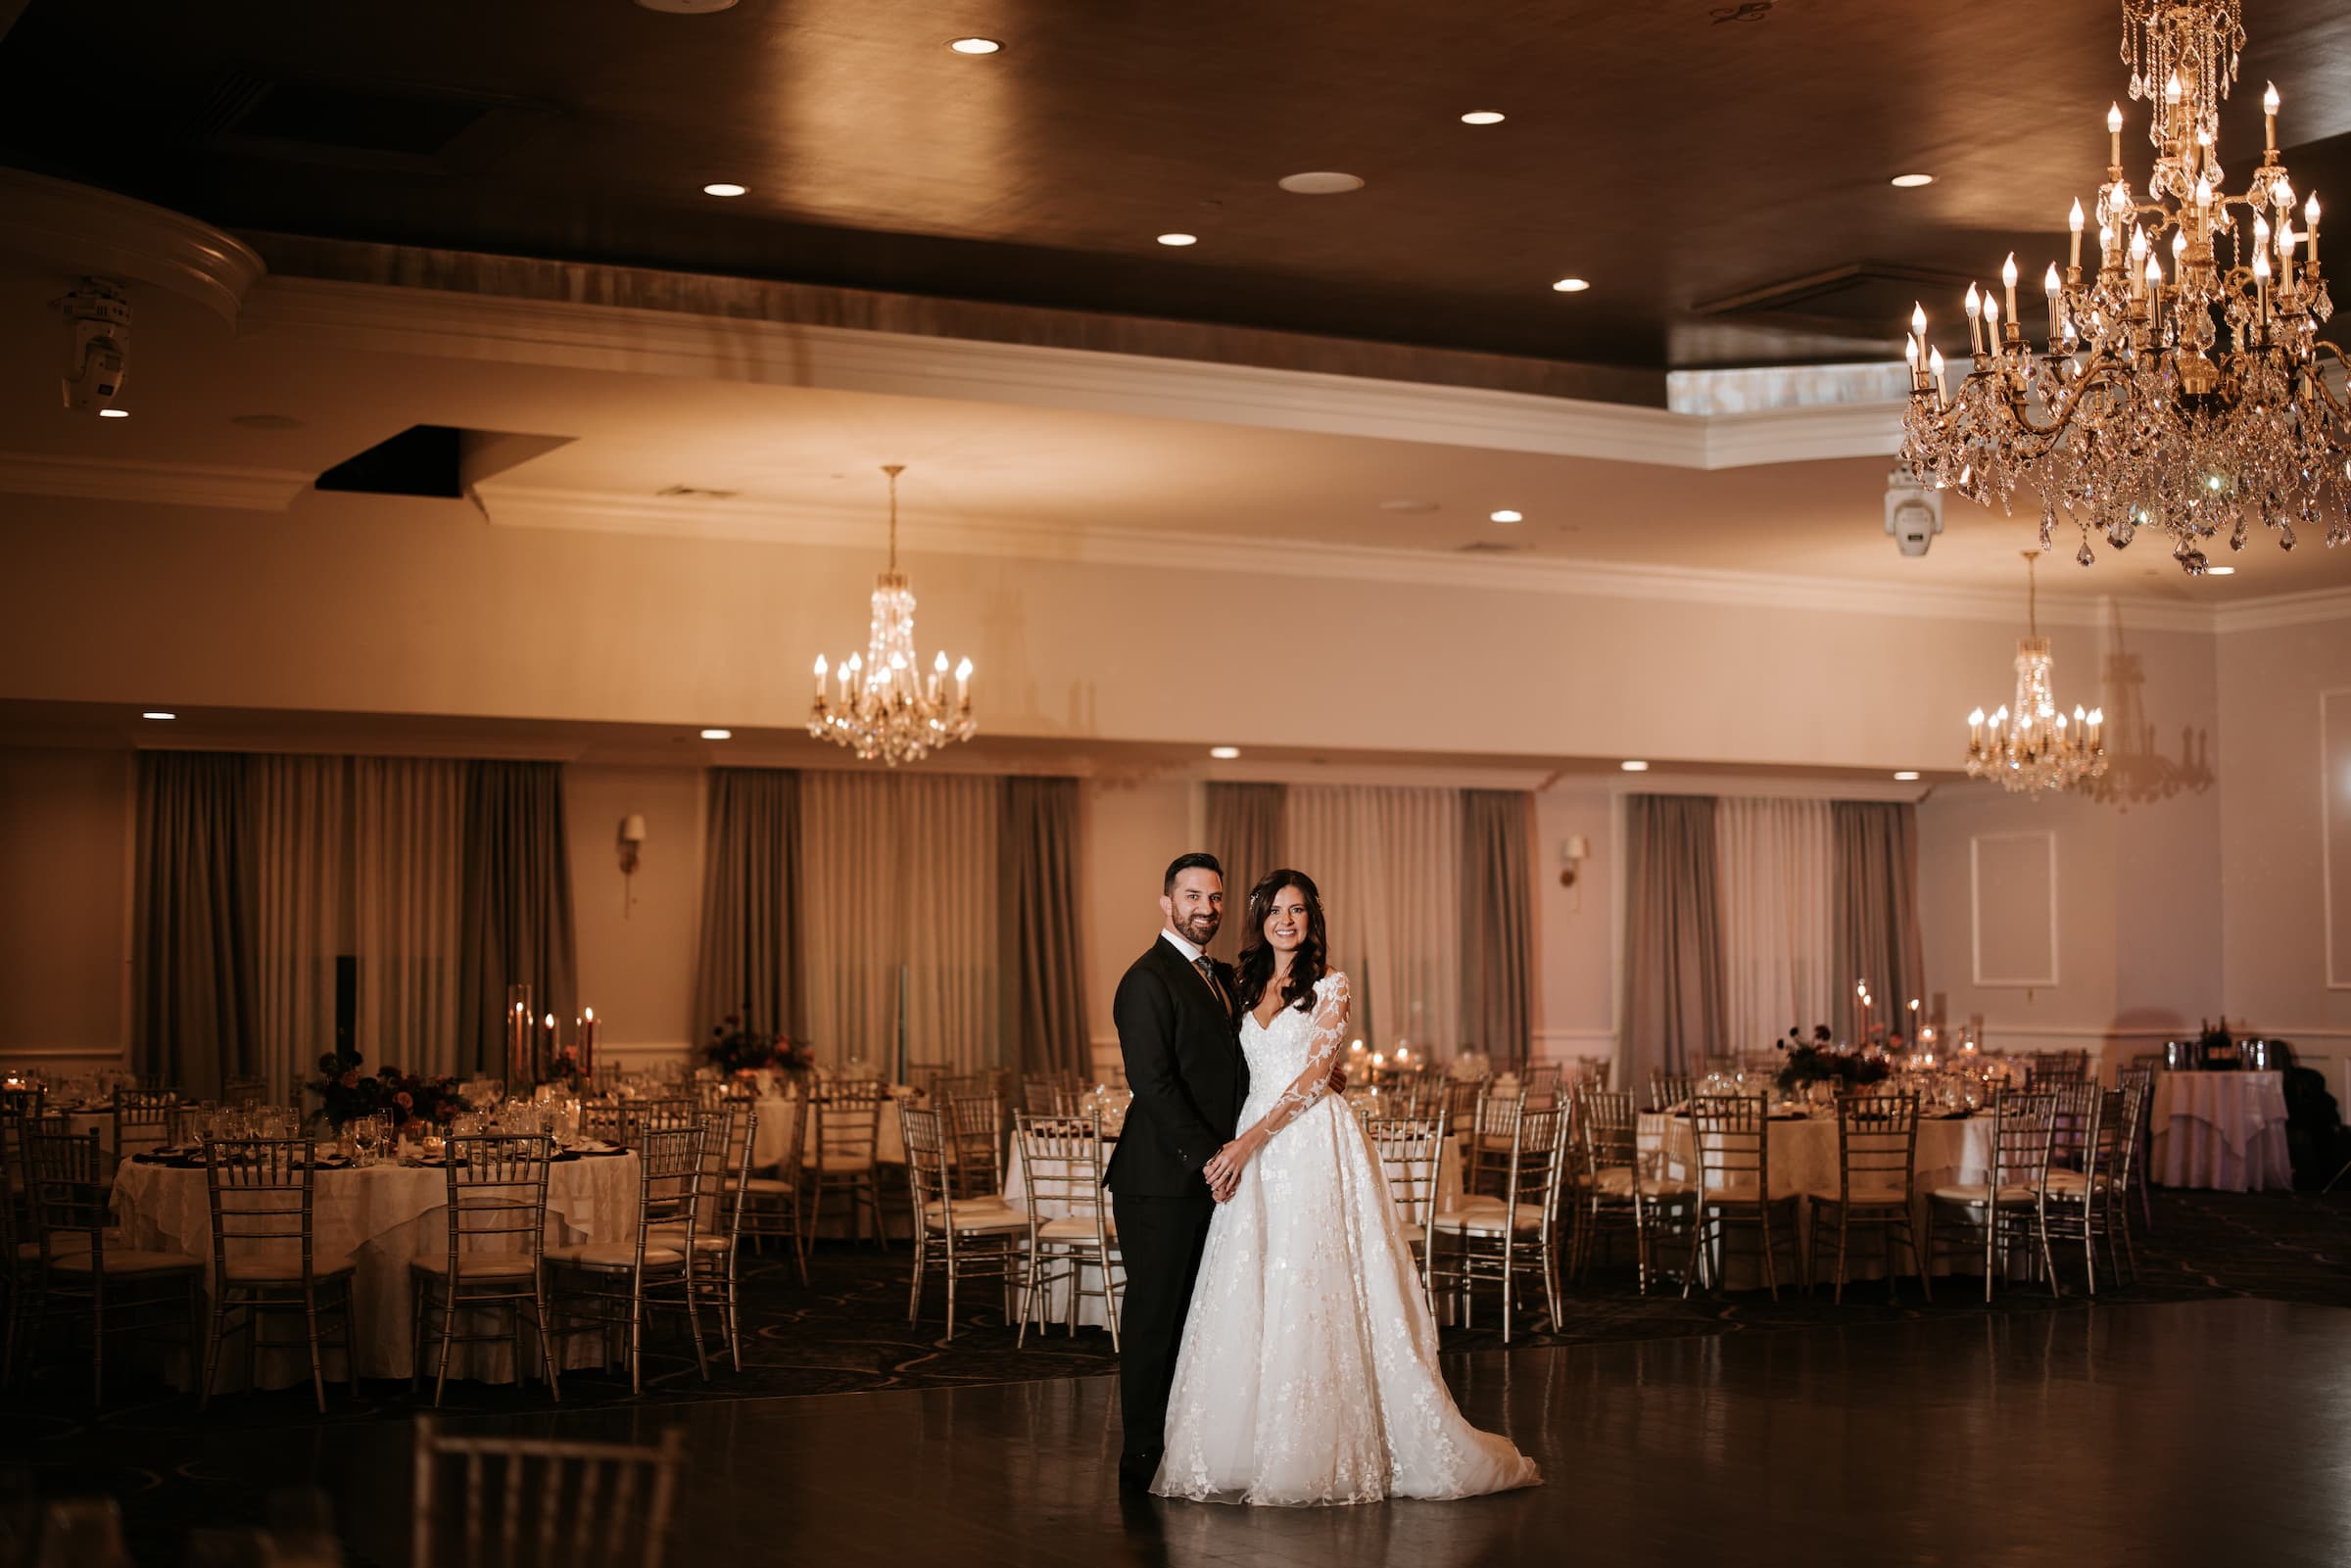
1176 911 1220 946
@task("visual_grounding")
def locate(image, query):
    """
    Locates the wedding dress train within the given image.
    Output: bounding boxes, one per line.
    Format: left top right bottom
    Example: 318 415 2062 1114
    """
1151 972 1542 1505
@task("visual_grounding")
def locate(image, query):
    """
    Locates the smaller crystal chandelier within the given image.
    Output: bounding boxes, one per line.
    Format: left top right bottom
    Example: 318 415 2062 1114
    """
807 463 976 766
1964 550 2108 795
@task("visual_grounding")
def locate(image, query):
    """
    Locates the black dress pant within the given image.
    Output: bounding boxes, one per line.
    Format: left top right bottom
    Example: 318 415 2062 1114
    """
1110 1189 1217 1466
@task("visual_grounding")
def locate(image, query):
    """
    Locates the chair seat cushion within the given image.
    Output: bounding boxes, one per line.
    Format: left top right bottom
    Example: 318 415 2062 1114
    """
1432 1203 1543 1234
18 1229 119 1260
648 1223 734 1254
222 1244 356 1282
805 1154 875 1173
1931 1182 2042 1206
1035 1215 1114 1243
925 1205 1029 1236
743 1176 797 1195
2043 1169 2098 1194
546 1241 686 1270
408 1253 539 1279
49 1247 202 1275
1396 1221 1427 1245
1590 1168 1694 1199
1806 1186 1911 1208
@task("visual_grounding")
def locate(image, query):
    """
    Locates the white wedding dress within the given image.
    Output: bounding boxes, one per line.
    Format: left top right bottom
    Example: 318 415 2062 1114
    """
1151 972 1542 1505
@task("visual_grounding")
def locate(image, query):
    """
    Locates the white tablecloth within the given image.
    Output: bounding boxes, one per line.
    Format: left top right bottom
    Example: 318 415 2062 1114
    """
1637 1112 1999 1284
112 1151 642 1388
2148 1071 2293 1192
745 1087 911 1170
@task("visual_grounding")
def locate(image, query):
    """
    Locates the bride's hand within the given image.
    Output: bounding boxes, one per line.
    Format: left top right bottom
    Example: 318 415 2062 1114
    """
1203 1132 1262 1198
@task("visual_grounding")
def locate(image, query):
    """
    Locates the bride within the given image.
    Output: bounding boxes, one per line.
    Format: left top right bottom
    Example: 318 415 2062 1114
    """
1151 868 1542 1505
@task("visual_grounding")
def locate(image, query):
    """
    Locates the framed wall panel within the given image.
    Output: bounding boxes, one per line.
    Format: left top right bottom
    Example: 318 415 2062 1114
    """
1971 830 2058 988
2325 689 2351 988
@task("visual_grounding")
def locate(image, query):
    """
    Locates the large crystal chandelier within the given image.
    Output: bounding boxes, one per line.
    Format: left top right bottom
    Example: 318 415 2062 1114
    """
1900 0 2344 577
1964 551 2108 794
807 464 976 766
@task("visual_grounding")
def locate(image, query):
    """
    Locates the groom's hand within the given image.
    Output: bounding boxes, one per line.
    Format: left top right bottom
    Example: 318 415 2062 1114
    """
1203 1139 1245 1201
1326 1062 1348 1096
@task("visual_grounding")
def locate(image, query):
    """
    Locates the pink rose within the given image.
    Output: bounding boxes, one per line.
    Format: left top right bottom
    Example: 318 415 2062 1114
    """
393 1091 413 1109
339 1070 360 1089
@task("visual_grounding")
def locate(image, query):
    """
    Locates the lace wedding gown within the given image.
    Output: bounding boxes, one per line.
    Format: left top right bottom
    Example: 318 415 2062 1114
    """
1152 972 1542 1505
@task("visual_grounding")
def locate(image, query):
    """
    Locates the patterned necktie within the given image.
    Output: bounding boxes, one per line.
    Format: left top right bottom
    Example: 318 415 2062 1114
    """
1193 956 1231 1012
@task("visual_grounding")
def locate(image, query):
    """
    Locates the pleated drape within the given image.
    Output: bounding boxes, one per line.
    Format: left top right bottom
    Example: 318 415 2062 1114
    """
132 752 258 1096
999 778 1090 1079
691 768 801 1044
798 773 998 1077
1461 789 1535 1068
1285 784 1463 1052
1203 782 1285 966
456 761 578 1075
1714 797 1836 1053
354 759 465 1077
250 756 344 1100
1623 794 1726 1080
1832 801 1927 1038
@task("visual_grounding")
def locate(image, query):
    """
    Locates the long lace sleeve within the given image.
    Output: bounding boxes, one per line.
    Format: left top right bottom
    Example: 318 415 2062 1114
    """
1252 973 1351 1142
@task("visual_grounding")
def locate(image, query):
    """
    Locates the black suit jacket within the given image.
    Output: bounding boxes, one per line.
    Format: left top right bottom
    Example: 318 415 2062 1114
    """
1102 937 1250 1197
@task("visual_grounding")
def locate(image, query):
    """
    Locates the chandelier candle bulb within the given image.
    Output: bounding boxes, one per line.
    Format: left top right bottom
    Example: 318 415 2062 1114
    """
2306 193 2320 265
2044 263 2063 342
2069 198 2086 269
2266 81 2279 151
2108 102 2124 167
2002 254 2019 326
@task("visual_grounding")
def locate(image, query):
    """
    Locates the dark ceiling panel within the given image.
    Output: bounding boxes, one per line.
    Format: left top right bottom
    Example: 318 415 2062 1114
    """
1 0 2346 394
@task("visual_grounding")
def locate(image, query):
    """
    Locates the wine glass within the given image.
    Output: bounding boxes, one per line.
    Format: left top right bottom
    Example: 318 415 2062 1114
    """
351 1117 379 1167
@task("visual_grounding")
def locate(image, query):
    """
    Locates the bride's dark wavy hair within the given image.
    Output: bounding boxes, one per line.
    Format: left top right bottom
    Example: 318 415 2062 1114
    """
1233 869 1328 1018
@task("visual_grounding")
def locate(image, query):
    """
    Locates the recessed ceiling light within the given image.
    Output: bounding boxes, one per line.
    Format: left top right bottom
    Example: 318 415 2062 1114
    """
98 407 129 418
1620 760 1650 773
1277 171 1366 195
142 711 175 721
1552 277 1590 293
699 728 733 740
1460 111 1506 125
2205 565 2236 575
1209 745 1241 760
1156 232 1198 247
701 182 746 197
1489 508 1523 523
947 36 1001 54
1894 771 1922 782
1891 173 1935 188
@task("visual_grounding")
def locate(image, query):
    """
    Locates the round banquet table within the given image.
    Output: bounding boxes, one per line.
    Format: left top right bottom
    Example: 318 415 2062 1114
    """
1637 1111 2003 1287
111 1150 642 1389
2148 1071 2293 1192
745 1085 912 1170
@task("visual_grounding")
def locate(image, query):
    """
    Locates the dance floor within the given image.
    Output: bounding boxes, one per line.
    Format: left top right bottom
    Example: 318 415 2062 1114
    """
186 1296 2348 1566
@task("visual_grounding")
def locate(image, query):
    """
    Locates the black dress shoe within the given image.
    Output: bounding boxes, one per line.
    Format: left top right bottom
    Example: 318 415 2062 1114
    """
1118 1453 1162 1492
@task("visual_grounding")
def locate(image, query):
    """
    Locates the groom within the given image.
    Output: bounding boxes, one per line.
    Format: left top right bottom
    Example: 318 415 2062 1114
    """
1104 851 1248 1493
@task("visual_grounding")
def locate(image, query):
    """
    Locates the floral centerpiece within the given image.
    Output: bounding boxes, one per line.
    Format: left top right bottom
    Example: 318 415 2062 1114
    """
308 1044 470 1129
703 1012 814 1082
539 1046 592 1093
1774 1030 1892 1096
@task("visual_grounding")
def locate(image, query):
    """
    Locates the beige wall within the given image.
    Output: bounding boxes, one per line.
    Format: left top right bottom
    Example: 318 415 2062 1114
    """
562 764 707 1053
0 747 129 1066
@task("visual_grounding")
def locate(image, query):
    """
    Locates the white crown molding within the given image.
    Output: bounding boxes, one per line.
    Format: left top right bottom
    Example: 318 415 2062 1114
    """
472 481 2212 631
2209 585 2351 634
0 451 309 510
0 170 265 326
239 277 1895 471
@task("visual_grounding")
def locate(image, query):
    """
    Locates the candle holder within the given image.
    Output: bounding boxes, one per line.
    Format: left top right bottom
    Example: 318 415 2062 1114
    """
505 983 535 1089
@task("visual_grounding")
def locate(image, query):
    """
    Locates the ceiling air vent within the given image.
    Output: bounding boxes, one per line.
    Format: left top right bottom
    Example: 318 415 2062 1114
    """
197 69 542 168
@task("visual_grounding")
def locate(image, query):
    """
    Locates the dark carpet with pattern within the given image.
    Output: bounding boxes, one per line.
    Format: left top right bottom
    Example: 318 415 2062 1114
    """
8 1188 2349 1563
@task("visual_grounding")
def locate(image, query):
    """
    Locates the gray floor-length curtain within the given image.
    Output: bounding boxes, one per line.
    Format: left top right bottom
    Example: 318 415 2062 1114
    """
692 768 801 1044
353 758 466 1078
1203 782 1285 966
132 752 258 1096
1832 800 1927 1038
1622 794 1726 1082
456 761 578 1075
251 756 345 1103
1000 777 1091 1079
1461 789 1535 1068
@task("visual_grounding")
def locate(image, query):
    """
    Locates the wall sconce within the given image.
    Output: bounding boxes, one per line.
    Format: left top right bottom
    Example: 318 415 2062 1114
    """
618 815 647 918
1559 833 1590 888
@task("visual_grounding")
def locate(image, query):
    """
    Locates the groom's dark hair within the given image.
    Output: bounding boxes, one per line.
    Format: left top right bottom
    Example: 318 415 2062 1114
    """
1163 851 1223 894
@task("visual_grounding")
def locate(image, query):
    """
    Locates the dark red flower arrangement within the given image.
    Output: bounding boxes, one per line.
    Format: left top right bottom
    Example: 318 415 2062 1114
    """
308 1044 471 1129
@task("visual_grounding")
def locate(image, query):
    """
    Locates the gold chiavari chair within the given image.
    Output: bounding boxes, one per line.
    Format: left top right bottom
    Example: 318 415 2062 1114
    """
1021 1074 1082 1117
1432 1104 1566 1342
806 1079 888 1247
1926 1088 2059 1303
738 1089 809 1285
1013 1112 1120 1349
198 1135 360 1411
617 1100 699 1150
411 1415 686 1568
1646 1071 1696 1114
2114 1061 2158 1231
549 1123 708 1396
1517 1063 1564 1107
1571 1059 1612 1091
1364 1115 1448 1311
24 1127 203 1404
901 1105 1028 1341
943 1094 1006 1201
111 1086 179 1164
650 1103 755 1371
580 1099 626 1145
1804 1091 1930 1305
1 1111 72 1388
936 1070 1000 1106
1441 1077 1485 1143
1571 1087 1690 1293
409 1133 561 1406
1683 1095 1805 1301
1464 1088 1525 1199
905 1062 952 1100
220 1077 267 1109
2042 1086 2120 1295
2026 1049 2091 1090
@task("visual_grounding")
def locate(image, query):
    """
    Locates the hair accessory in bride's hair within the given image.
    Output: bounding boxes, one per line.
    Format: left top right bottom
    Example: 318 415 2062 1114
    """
1234 868 1328 1018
